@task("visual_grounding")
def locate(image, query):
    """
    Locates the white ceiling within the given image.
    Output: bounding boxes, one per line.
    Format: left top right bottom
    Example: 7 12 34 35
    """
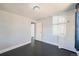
0 3 73 20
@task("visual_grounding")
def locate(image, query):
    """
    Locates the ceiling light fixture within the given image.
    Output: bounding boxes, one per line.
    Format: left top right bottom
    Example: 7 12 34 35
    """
33 5 40 11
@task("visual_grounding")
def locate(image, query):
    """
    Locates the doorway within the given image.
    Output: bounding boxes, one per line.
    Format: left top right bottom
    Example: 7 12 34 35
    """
31 22 36 46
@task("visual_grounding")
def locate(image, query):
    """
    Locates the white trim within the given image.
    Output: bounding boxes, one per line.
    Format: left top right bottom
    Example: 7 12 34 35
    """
36 40 58 46
36 40 78 55
70 48 79 56
58 43 64 49
58 46 64 49
0 41 31 54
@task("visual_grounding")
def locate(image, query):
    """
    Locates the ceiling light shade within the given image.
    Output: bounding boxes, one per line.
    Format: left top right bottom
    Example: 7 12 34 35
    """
33 5 40 11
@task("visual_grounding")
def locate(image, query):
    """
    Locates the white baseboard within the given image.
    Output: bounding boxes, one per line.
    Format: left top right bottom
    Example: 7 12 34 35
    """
58 45 64 49
72 49 79 56
0 41 31 54
36 40 78 55
36 40 58 46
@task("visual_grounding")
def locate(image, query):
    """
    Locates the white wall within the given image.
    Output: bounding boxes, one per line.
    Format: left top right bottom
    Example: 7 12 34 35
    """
37 10 78 54
36 22 42 41
0 10 32 52
59 10 79 55
39 11 76 49
37 16 66 46
63 10 76 51
37 17 58 45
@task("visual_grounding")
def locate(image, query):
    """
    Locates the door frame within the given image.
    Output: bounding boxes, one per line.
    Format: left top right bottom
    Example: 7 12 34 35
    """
31 22 36 40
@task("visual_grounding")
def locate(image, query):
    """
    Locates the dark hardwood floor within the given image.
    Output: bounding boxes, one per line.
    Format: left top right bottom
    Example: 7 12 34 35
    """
0 40 77 56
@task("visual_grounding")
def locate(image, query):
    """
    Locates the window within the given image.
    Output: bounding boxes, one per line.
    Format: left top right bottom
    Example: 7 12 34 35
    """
52 16 66 38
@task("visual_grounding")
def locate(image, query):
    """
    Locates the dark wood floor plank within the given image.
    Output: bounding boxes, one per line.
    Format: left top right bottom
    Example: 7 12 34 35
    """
0 40 77 56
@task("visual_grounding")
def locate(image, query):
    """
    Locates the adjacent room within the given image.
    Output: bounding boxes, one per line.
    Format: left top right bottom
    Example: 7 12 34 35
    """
0 3 78 56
